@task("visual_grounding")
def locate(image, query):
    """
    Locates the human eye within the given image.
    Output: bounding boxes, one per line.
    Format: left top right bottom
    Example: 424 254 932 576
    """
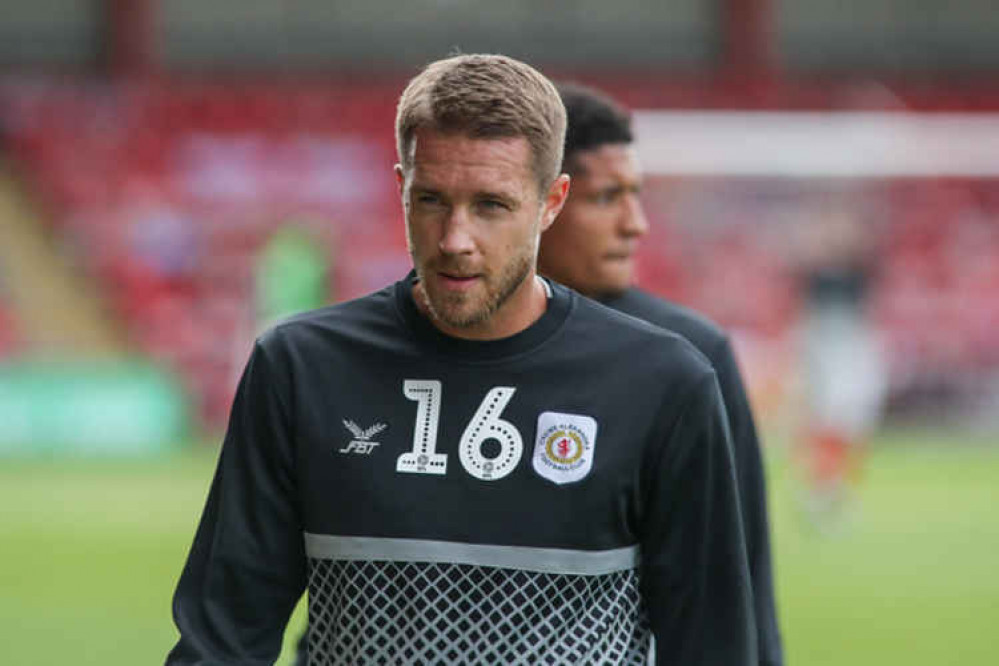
591 187 621 205
477 198 511 214
413 191 443 206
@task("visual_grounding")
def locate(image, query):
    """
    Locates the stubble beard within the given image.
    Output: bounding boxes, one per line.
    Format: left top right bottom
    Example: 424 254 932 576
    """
413 243 535 331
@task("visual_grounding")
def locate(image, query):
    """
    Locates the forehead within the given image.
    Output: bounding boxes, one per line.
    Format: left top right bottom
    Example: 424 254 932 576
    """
572 143 641 183
407 129 535 194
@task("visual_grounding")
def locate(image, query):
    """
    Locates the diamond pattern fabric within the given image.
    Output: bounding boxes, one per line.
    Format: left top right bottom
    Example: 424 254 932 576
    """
305 558 651 664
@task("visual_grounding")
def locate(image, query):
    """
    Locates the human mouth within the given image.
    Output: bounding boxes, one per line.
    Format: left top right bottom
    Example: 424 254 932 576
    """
437 271 481 290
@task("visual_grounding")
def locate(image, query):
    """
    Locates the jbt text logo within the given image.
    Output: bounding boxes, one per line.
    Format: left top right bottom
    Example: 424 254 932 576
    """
339 420 387 455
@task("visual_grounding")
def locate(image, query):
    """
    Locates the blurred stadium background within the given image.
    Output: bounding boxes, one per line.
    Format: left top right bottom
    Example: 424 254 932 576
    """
0 1 996 664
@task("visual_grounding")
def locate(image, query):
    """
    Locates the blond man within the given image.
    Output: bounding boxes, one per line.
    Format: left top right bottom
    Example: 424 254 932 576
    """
167 55 754 665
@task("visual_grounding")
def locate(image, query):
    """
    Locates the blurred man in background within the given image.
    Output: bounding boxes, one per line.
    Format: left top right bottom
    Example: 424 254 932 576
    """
538 82 783 666
169 54 755 665
254 222 331 329
792 202 886 527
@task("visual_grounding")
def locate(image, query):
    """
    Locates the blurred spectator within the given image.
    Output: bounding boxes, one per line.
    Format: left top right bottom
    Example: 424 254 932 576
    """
254 222 331 329
791 200 888 527
0 265 19 357
120 200 199 310
0 303 15 358
128 201 200 289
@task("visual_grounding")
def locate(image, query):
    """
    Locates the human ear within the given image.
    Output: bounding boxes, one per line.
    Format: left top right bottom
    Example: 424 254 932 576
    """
540 174 571 232
394 164 406 194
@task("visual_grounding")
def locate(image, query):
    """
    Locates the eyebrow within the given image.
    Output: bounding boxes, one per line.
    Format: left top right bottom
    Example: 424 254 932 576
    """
409 185 441 197
409 185 521 209
594 180 642 193
476 190 520 209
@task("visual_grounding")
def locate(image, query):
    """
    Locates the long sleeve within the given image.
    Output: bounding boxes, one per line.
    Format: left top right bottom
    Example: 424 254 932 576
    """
709 337 783 666
167 339 307 665
640 371 756 666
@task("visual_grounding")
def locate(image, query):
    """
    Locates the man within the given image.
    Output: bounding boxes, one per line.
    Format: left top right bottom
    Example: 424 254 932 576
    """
538 82 783 666
167 55 755 665
794 205 885 527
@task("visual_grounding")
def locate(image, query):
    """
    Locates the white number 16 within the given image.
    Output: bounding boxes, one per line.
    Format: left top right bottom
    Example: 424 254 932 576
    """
396 380 523 481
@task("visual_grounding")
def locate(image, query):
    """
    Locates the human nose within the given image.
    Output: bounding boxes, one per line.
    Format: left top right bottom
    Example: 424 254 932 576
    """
620 194 649 238
438 206 476 256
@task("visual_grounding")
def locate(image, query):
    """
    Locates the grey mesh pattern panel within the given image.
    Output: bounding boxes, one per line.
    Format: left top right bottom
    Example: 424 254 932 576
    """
305 558 651 664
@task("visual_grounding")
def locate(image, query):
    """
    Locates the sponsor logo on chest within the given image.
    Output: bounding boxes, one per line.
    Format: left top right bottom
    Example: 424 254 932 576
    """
339 419 387 455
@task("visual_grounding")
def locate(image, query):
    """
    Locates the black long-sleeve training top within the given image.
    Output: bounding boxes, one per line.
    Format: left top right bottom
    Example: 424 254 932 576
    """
167 275 756 665
602 287 782 666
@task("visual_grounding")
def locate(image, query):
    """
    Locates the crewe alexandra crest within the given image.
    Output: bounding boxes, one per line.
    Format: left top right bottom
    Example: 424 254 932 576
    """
532 412 598 484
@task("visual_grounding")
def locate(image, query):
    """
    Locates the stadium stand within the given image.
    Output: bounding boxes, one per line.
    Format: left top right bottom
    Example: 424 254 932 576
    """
1 77 997 428
0 79 407 425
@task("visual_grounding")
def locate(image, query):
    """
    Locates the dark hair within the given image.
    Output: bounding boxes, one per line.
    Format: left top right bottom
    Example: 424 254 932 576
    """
396 54 566 189
557 82 633 173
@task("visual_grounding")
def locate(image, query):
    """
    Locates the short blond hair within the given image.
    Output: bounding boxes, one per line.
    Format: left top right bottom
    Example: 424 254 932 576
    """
396 54 566 190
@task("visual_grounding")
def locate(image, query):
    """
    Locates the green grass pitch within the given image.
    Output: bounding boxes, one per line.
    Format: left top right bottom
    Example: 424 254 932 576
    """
1 429 996 665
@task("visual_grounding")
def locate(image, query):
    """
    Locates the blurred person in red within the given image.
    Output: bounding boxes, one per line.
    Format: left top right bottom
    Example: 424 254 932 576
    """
0 301 15 357
537 82 783 666
792 202 887 527
0 269 18 357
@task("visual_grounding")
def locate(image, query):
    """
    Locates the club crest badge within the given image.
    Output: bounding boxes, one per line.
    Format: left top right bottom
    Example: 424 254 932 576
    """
532 411 597 485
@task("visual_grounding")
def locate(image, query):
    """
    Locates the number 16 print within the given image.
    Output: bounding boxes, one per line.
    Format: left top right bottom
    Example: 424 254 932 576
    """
396 380 523 481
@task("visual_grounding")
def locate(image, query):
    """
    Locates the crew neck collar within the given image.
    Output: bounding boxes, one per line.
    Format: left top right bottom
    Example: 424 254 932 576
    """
394 271 572 362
